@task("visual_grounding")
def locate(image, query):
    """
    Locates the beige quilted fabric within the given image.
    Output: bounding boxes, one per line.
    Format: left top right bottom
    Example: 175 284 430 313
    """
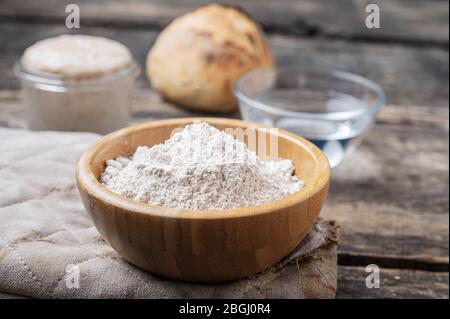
0 128 339 299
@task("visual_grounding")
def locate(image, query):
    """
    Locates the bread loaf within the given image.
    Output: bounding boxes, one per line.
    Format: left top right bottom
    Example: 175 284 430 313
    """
147 4 273 113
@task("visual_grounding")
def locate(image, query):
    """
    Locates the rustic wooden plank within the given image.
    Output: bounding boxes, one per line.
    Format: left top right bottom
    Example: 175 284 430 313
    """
323 121 449 269
0 22 448 108
271 34 449 109
1 90 448 129
377 105 449 128
0 90 448 270
0 0 448 45
337 266 449 299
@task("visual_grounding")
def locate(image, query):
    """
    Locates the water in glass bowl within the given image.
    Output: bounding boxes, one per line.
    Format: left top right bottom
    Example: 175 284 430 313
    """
248 90 375 167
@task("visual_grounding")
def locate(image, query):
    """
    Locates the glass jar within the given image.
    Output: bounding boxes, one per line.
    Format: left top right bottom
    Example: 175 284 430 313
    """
14 61 139 134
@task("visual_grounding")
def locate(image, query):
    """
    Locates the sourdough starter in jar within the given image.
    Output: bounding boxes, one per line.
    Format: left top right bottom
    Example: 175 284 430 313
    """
15 35 139 134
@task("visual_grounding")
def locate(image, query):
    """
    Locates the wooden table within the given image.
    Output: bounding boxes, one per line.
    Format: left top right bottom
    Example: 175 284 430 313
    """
0 0 448 298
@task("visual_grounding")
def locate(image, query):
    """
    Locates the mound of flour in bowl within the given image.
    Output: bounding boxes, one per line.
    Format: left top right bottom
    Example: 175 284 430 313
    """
100 123 304 210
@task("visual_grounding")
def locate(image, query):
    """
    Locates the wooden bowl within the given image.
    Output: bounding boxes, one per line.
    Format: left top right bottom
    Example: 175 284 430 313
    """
76 118 330 283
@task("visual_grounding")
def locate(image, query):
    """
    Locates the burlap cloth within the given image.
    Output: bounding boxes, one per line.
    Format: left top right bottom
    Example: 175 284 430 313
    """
0 128 340 299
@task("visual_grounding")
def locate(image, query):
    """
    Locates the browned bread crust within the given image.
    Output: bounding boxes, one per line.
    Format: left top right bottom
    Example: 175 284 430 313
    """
147 4 273 113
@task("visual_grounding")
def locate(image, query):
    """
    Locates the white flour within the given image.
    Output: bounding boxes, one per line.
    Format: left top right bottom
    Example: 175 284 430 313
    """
101 123 304 210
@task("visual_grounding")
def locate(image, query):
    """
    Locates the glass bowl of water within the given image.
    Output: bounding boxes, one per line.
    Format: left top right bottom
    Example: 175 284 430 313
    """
235 67 386 167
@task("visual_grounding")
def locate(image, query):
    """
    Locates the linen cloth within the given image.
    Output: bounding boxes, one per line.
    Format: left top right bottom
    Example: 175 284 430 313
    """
0 128 339 299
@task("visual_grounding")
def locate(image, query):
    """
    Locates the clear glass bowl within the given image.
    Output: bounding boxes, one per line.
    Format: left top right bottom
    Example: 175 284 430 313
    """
235 67 386 167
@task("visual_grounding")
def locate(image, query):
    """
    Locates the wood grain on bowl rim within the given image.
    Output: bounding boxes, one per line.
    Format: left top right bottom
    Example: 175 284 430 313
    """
75 117 331 282
76 117 330 219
